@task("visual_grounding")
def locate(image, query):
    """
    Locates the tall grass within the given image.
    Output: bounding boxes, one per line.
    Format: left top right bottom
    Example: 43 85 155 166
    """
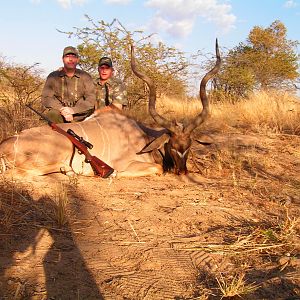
1 87 299 140
212 90 300 134
54 183 69 228
136 90 300 135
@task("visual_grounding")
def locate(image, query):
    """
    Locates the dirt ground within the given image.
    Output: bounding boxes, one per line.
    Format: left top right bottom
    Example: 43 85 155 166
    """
1 132 300 299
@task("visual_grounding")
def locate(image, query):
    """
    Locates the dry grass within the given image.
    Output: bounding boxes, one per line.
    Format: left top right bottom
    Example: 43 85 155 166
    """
179 209 299 298
128 94 204 125
212 90 300 135
173 208 299 256
230 210 299 256
53 183 69 228
0 179 33 233
0 178 71 233
1 90 299 299
216 273 259 299
133 90 300 135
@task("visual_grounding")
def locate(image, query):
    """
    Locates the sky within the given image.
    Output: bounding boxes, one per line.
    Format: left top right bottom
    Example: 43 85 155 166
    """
1 0 299 80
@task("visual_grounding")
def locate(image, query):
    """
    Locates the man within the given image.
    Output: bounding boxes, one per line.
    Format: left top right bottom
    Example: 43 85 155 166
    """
95 57 127 110
41 46 96 123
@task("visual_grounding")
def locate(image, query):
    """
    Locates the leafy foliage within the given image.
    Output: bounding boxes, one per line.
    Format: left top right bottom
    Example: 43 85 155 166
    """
60 17 188 107
0 58 43 139
218 20 299 100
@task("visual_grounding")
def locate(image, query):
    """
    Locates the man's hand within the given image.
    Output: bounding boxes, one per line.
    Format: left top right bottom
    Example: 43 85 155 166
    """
64 114 74 122
60 107 74 122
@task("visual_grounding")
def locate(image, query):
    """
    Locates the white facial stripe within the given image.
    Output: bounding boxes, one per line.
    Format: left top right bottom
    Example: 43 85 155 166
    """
171 148 190 158
182 148 189 157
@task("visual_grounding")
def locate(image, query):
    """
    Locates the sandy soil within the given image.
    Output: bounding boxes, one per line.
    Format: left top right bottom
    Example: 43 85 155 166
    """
1 133 300 299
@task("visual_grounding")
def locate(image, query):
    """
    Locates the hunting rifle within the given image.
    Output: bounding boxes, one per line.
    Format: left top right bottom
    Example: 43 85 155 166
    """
26 104 114 178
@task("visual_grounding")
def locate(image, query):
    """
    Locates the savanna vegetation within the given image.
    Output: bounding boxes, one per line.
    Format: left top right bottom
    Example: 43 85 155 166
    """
0 19 299 140
0 18 299 299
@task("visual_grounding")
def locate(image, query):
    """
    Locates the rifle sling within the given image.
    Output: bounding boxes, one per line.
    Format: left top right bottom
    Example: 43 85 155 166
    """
50 124 114 177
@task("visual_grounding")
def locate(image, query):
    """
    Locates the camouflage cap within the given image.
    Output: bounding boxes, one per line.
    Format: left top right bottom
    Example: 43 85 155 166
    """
98 57 113 68
63 46 79 57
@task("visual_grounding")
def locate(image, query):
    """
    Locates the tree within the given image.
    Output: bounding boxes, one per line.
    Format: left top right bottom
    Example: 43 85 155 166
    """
218 20 299 98
0 58 43 138
60 17 188 108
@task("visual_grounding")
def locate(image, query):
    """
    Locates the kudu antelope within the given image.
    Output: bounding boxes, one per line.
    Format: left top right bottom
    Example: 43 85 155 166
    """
0 40 221 178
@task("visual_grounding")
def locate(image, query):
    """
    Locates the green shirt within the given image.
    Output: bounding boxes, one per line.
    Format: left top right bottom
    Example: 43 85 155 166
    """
95 77 127 109
42 68 96 114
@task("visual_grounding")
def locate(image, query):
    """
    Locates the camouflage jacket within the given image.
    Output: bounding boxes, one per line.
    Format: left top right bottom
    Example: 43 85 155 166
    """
41 69 96 114
95 77 127 109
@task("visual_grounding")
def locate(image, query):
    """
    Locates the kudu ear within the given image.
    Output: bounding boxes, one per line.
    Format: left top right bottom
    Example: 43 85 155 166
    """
137 133 170 154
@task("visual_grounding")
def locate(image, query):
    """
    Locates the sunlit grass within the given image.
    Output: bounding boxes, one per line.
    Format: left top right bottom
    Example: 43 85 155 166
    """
133 90 300 135
54 183 69 228
212 90 300 134
216 273 259 299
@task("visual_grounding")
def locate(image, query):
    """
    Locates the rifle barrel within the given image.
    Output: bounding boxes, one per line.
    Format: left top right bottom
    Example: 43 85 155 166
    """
25 104 114 178
25 104 52 124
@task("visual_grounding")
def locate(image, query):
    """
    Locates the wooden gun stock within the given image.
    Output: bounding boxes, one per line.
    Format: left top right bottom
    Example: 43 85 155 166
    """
26 104 114 178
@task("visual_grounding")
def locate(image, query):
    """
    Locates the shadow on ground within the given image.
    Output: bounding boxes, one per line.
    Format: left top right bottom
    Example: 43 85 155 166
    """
0 180 103 299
